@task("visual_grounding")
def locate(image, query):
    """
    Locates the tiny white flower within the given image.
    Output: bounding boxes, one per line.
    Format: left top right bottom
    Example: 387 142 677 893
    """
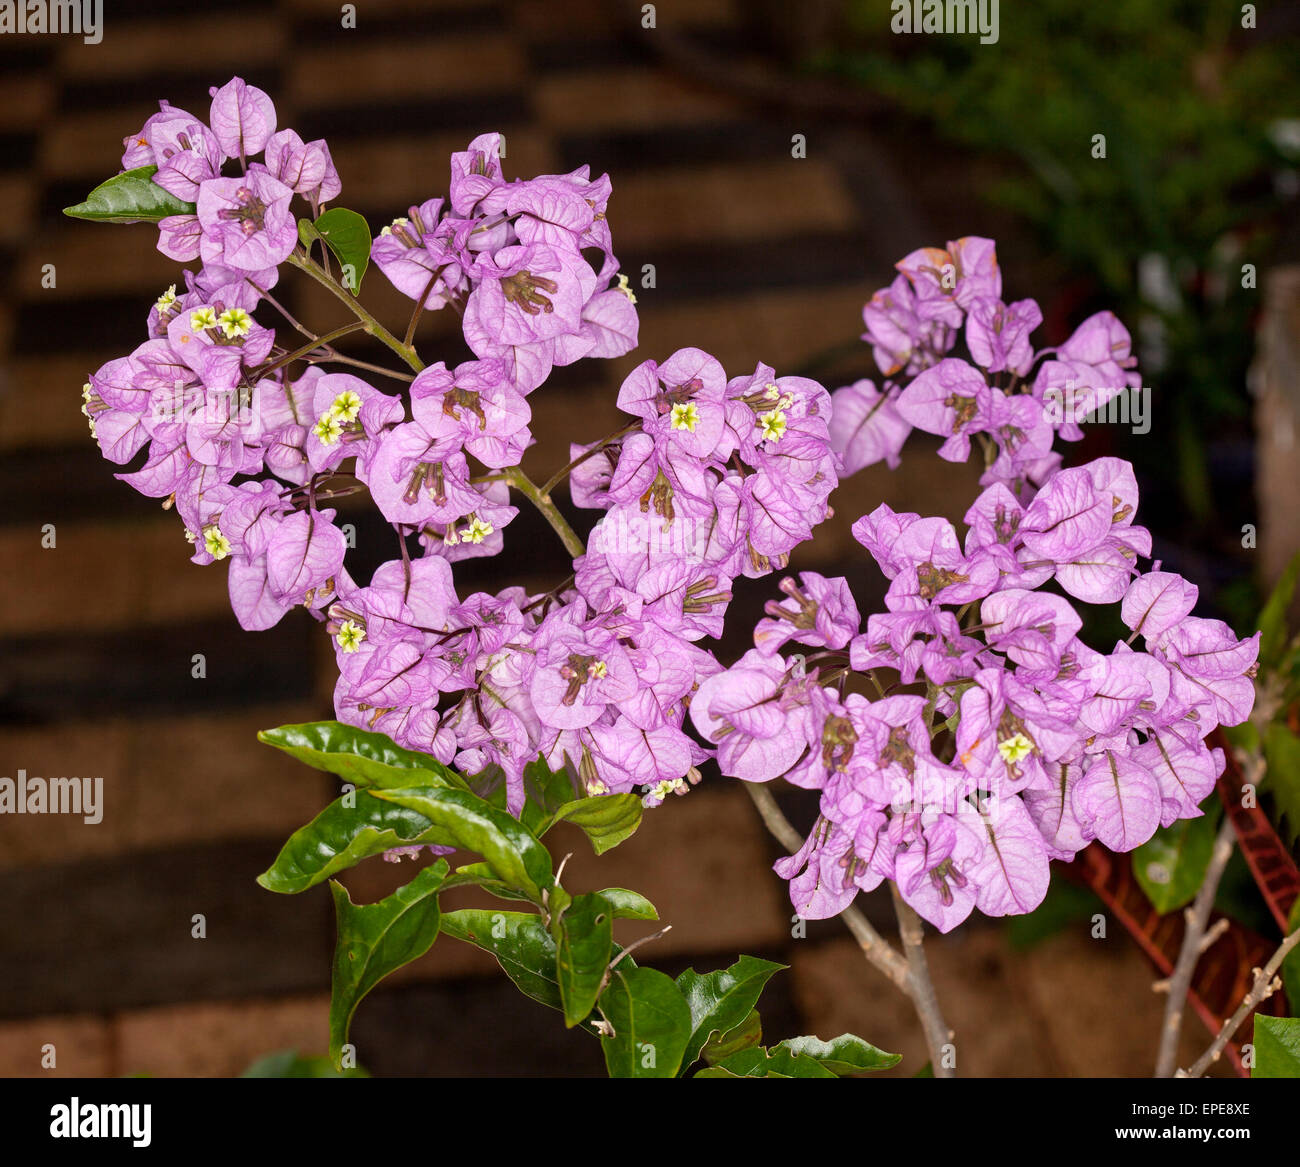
670 402 699 432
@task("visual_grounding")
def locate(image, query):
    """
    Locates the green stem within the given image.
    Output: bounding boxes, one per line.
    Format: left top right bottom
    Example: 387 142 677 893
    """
287 250 425 373
505 468 586 560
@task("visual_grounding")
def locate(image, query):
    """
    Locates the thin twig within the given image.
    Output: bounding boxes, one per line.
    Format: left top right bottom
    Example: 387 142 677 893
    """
248 281 316 341
503 467 586 560
890 882 955 1079
312 352 415 383
1154 815 1236 1077
540 421 640 497
287 250 424 373
1181 924 1300 1077
741 783 910 992
404 263 450 347
252 322 365 381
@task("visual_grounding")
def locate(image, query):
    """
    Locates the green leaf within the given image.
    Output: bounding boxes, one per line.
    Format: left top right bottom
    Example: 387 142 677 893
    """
258 789 454 894
700 1009 762 1065
63 166 195 224
1283 898 1300 1017
675 955 786 1073
372 785 552 901
774 1033 901 1074
1258 550 1300 671
240 1049 369 1078
599 965 693 1078
1262 723 1300 846
517 754 580 826
312 207 371 293
298 217 320 249
1252 1015 1300 1078
597 888 658 921
439 908 563 1011
258 720 466 790
696 1045 836 1078
538 793 643 855
441 861 535 903
913 1061 934 1078
1220 720 1260 755
328 861 447 1065
553 892 614 1028
1133 810 1219 914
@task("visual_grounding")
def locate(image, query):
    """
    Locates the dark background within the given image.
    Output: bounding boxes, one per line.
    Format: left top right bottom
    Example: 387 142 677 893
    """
0 0 1294 1076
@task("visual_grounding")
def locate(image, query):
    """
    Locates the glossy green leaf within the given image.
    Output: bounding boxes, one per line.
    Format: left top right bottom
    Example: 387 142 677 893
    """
297 218 320 249
696 1045 836 1078
328 861 446 1065
1258 550 1300 671
1282 898 1300 1018
372 785 552 901
675 955 786 1073
599 965 693 1078
1263 723 1300 846
553 892 614 1028
539 793 644 855
441 862 534 902
241 1049 369 1078
258 790 454 894
775 1033 901 1074
1252 1015 1300 1078
700 1009 762 1065
440 908 563 1011
63 166 196 223
258 720 466 790
597 888 658 921
517 755 580 826
313 207 370 293
1133 810 1219 914
479 755 645 855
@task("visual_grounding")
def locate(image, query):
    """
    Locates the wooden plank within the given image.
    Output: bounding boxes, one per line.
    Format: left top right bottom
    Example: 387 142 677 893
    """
0 839 331 1018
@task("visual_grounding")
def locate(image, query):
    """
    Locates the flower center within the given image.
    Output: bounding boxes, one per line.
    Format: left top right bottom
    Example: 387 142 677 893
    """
442 386 488 429
219 186 268 236
335 619 366 653
558 653 607 705
500 270 558 315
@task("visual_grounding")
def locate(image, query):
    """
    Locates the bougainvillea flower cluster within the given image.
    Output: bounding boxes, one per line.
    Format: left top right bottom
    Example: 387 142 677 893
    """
82 83 1256 930
694 237 1258 931
84 77 837 817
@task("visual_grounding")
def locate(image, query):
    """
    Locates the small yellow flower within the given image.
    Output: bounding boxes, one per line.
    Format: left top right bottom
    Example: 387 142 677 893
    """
329 390 363 422
217 307 252 339
616 272 637 304
335 619 366 653
203 526 231 560
758 408 787 442
156 285 178 313
459 516 494 544
588 659 608 680
586 777 610 796
997 733 1033 764
313 413 344 445
82 382 93 402
670 402 699 432
190 307 219 333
